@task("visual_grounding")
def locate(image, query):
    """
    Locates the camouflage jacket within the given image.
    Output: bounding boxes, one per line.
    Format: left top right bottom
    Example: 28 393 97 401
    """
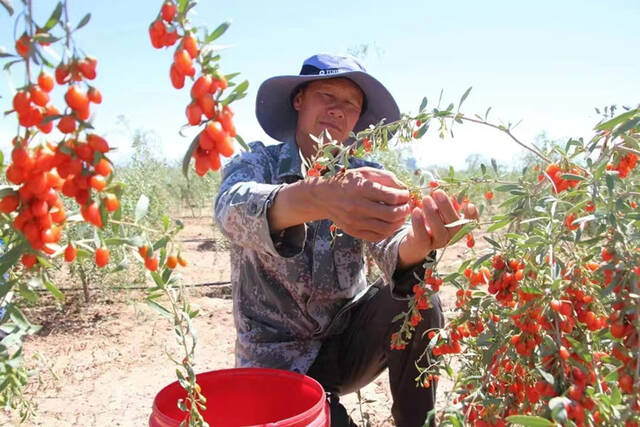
214 139 421 374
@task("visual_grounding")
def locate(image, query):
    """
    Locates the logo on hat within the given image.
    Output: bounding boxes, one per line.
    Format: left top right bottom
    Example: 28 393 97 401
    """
318 69 340 75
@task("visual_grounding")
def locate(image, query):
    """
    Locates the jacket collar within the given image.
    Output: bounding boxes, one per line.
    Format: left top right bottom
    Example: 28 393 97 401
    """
276 139 305 183
275 138 379 183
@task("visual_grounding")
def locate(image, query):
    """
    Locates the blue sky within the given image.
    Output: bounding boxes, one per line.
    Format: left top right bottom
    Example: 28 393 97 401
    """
1 0 638 169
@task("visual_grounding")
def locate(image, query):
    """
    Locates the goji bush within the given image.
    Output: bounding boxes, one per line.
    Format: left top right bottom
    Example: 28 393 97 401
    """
304 91 639 426
0 0 243 424
391 102 639 426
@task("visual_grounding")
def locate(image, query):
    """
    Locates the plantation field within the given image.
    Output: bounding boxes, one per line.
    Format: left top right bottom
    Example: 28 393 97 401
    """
1 214 483 426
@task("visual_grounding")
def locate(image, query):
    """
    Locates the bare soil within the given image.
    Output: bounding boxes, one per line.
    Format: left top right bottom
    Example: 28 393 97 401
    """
1 214 487 427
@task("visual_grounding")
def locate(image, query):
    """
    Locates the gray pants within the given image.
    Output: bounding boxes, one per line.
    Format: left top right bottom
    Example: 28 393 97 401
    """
306 281 445 427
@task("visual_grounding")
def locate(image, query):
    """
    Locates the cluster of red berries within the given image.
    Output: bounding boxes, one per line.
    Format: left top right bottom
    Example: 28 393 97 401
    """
606 152 638 178
7 35 118 270
306 162 328 177
362 137 372 152
540 163 582 193
148 1 180 48
3 133 116 269
149 2 237 176
485 255 526 306
138 245 187 272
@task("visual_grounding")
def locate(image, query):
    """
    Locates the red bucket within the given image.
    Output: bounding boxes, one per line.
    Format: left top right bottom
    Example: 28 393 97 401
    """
149 367 330 427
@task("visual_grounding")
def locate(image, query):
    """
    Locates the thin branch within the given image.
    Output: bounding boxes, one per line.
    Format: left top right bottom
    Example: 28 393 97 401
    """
460 115 552 163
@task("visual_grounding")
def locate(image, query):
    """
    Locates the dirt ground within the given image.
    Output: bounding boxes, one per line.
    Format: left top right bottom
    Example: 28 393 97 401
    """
1 215 484 427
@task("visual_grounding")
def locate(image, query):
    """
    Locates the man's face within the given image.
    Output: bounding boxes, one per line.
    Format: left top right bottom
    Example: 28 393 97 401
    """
293 78 364 146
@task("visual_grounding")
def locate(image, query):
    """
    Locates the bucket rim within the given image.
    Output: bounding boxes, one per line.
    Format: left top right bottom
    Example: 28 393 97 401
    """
151 367 327 426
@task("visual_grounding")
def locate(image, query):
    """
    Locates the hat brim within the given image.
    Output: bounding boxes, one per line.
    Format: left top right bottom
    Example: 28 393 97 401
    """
256 71 400 143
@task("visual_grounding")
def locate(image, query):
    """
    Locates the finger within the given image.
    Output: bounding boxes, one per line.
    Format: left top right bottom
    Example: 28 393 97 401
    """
360 168 407 190
357 179 410 205
431 189 462 236
462 202 479 220
410 207 433 247
350 198 411 223
350 217 406 240
422 196 450 249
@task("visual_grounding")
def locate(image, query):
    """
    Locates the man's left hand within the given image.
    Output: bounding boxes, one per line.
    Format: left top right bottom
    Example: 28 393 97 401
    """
397 189 479 270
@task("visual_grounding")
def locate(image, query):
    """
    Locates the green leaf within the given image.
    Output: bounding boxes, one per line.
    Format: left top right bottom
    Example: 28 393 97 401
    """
0 0 13 15
0 243 25 277
32 33 60 45
415 124 428 139
559 173 586 181
146 299 171 318
40 114 63 125
391 312 405 323
611 385 622 405
519 285 542 295
0 49 16 58
444 218 474 228
223 71 240 82
473 252 493 267
3 58 21 71
444 363 454 377
494 184 522 192
19 280 38 303
595 109 637 131
7 305 30 329
0 187 16 198
182 133 200 178
104 236 145 247
150 271 165 288
153 236 170 251
75 13 91 31
419 97 428 112
605 173 615 192
43 279 64 302
536 368 555 386
449 222 475 246
614 116 640 136
221 79 249 106
458 86 472 107
235 134 250 152
548 396 570 423
162 267 172 283
483 236 501 249
443 272 460 283
505 415 554 427
487 219 510 232
43 3 63 31
134 195 149 223
491 158 498 174
206 20 231 43
178 0 188 13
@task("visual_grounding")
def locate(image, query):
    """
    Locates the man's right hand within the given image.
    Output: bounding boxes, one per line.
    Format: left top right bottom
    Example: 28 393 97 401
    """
315 167 410 241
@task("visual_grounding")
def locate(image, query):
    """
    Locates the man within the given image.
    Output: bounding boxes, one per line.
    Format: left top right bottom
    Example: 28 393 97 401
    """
215 53 477 427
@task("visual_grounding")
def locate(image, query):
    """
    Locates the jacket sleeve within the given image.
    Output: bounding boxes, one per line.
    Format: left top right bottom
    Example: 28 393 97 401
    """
366 229 437 300
214 144 306 257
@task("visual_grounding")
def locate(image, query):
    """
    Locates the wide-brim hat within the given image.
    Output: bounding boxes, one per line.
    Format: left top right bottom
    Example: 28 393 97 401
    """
256 53 400 143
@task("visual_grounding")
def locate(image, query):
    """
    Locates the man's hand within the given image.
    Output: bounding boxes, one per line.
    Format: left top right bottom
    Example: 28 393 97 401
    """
320 167 410 241
397 189 479 270
268 167 410 241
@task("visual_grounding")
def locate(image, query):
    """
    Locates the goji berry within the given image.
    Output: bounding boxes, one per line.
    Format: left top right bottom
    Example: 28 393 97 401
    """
61 243 76 263
95 247 109 268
